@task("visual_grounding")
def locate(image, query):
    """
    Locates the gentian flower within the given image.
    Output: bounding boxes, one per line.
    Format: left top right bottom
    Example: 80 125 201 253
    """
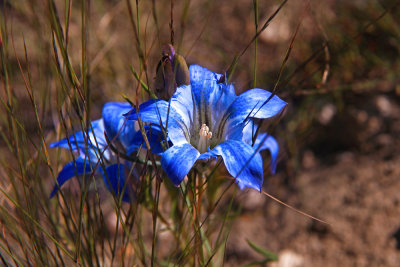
125 65 287 191
50 102 165 202
50 118 134 202
102 102 166 156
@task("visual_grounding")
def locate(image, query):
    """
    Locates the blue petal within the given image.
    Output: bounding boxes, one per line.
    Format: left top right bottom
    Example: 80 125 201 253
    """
208 140 264 191
189 65 225 127
86 120 109 161
170 85 194 128
50 131 85 151
161 143 200 185
102 102 137 148
89 119 107 144
242 122 279 173
103 164 133 203
198 151 215 160
224 89 287 131
126 125 167 155
50 119 107 161
50 159 92 198
189 65 222 107
124 99 168 123
213 83 236 120
104 101 169 154
256 134 279 174
124 100 189 145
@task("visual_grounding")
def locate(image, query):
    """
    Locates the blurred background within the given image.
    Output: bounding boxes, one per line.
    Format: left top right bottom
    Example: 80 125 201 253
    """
1 0 400 266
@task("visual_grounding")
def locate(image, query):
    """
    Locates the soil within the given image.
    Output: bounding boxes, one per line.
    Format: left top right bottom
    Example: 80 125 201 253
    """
227 153 400 267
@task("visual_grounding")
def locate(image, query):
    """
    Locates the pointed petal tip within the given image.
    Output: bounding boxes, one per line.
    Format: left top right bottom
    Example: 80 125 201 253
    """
208 140 264 192
236 179 262 192
123 109 137 119
49 187 58 198
49 142 58 148
270 161 277 175
50 160 92 200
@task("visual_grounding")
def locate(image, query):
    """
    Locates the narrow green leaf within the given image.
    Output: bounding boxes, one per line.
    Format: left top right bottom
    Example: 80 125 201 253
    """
246 240 278 261
130 66 158 99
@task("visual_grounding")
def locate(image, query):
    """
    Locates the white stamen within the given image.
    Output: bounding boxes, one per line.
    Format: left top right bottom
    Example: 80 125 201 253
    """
198 124 212 153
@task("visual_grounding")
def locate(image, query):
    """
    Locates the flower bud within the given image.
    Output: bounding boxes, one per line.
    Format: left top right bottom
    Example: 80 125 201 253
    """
155 44 190 100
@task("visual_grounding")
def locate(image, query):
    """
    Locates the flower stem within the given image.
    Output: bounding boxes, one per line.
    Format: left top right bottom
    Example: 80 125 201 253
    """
151 176 162 267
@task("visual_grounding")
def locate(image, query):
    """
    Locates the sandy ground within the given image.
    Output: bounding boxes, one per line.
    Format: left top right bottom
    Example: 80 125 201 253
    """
226 152 400 267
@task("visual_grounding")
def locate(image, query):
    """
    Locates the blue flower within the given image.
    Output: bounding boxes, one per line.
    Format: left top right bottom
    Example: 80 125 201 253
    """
50 102 166 202
50 118 135 202
102 102 166 155
125 65 287 191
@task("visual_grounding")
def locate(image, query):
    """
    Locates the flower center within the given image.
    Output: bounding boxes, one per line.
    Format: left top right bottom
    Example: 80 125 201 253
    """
198 124 212 153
